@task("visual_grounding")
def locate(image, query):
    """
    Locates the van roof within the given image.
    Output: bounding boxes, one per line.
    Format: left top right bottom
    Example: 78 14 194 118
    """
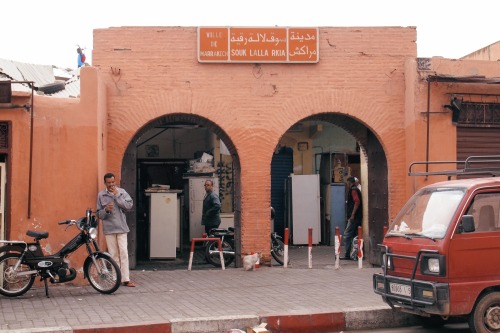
426 177 500 190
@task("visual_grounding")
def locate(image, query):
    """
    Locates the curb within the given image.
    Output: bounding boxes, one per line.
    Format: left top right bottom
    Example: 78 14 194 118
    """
41 308 418 333
1 328 73 333
170 315 259 333
73 321 171 333
345 307 420 330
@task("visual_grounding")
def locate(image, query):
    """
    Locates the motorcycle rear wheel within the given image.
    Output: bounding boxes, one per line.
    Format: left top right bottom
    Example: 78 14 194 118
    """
205 239 234 267
271 237 289 265
84 253 121 294
0 253 36 297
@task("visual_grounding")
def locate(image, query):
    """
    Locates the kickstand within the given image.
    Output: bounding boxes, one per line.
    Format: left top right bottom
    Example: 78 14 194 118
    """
43 279 50 298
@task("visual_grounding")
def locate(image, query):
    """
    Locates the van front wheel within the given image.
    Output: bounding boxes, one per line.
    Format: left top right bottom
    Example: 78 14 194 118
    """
469 291 500 333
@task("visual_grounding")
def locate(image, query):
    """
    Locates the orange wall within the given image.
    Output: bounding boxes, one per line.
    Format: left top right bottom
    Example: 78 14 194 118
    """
406 57 500 196
4 27 500 284
92 26 417 255
461 41 500 61
3 69 106 278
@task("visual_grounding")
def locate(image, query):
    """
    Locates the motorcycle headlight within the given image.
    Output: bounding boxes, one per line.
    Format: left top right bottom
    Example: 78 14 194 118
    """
89 227 98 239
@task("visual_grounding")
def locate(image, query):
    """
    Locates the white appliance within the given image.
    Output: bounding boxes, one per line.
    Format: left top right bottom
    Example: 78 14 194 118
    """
187 177 219 240
286 174 321 244
149 192 180 259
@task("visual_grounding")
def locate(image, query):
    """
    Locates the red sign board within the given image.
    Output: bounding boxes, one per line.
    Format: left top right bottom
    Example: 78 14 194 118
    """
198 27 319 63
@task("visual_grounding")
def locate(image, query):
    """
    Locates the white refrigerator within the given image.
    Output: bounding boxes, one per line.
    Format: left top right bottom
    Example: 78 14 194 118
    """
187 177 219 240
286 174 321 245
149 192 180 259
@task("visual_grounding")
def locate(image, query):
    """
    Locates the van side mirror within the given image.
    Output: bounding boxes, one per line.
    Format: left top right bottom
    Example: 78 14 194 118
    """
460 215 475 233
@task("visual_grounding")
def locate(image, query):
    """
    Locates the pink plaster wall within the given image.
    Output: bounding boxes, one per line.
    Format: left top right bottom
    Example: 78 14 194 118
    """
406 57 500 196
2 69 106 282
461 41 500 61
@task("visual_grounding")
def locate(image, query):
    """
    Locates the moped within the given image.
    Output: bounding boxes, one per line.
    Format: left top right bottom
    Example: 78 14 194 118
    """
204 228 288 267
0 209 121 297
204 227 235 267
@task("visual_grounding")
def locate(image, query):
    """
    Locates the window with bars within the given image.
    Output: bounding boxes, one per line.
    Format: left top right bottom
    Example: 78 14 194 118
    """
0 123 8 149
458 102 500 126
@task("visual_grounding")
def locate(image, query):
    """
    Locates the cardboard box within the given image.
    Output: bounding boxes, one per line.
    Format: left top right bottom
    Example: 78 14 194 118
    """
193 162 215 173
247 323 270 333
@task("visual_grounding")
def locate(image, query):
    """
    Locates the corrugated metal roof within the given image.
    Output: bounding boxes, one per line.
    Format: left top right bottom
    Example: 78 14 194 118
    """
51 76 80 98
0 73 31 93
0 58 81 98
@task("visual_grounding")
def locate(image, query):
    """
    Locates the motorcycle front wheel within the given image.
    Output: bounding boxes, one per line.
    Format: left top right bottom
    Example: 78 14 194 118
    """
205 239 235 267
271 236 289 265
84 253 121 294
0 253 36 297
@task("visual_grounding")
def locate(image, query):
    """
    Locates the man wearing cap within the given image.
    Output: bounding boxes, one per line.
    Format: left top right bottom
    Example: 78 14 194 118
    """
341 176 363 260
354 177 361 191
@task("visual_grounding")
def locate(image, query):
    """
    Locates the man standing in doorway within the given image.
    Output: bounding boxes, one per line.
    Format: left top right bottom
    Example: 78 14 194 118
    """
97 172 135 287
354 177 361 191
202 179 221 233
341 176 363 260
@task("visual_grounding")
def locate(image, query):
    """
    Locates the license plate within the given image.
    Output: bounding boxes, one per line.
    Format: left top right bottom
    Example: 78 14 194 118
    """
389 282 411 297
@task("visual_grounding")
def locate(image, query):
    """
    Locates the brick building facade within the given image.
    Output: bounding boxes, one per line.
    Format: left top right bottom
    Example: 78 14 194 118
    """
2 27 500 281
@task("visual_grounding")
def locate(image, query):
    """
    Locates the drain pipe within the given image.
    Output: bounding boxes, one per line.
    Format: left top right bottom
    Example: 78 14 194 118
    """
28 84 34 218
426 77 431 177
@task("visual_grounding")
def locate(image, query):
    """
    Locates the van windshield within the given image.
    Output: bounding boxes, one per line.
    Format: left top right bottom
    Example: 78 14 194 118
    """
387 187 465 239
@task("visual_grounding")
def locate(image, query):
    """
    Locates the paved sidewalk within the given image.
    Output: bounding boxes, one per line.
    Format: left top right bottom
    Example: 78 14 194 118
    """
0 246 418 333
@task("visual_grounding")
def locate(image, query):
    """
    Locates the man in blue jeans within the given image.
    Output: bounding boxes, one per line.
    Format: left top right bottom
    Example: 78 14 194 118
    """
341 176 363 260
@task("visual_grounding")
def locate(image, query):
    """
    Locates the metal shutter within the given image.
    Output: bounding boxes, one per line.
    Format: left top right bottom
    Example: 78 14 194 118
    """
271 147 293 238
457 127 500 161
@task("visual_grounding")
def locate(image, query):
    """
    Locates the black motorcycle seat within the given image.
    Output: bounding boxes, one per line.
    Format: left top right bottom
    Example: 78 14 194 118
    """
26 230 49 240
210 228 234 236
210 228 229 233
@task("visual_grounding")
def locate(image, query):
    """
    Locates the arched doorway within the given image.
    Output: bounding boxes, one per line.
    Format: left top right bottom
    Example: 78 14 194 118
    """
120 114 241 268
272 114 388 264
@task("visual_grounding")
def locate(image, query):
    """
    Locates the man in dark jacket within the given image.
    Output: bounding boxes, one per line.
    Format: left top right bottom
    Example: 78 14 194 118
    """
202 179 221 233
341 176 363 260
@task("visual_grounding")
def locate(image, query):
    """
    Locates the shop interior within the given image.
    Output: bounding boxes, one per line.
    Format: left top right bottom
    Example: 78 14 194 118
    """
134 121 361 261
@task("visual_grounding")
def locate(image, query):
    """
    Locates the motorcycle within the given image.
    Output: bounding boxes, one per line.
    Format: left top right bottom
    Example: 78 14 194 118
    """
270 231 287 265
269 206 288 265
204 228 288 267
204 227 235 267
0 209 121 298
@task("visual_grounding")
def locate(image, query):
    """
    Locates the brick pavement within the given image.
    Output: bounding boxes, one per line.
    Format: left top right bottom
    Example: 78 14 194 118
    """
0 246 418 333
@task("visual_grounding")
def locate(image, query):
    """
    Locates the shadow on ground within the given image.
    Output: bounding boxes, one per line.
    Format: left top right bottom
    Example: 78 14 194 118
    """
135 245 367 271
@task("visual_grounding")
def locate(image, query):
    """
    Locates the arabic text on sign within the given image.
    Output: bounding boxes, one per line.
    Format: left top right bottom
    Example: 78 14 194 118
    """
198 27 319 63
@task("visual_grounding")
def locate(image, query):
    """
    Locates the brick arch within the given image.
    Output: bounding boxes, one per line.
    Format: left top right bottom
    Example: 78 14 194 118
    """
279 90 398 157
107 91 240 167
131 113 238 158
275 90 398 264
279 89 404 211
116 97 243 267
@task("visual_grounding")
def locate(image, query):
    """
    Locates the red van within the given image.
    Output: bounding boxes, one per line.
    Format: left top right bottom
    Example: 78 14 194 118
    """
373 156 500 333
